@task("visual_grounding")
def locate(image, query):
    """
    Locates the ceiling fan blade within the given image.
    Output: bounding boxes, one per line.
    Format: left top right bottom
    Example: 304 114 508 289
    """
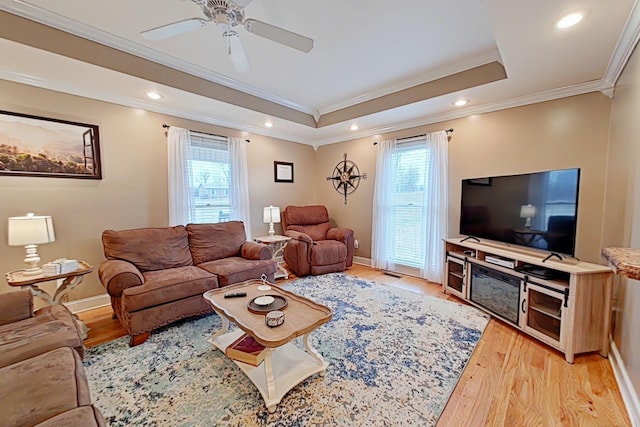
231 0 253 8
140 18 208 41
223 31 251 72
244 19 313 52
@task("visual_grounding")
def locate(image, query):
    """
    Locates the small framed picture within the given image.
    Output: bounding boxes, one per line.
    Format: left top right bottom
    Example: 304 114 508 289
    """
468 177 492 186
274 161 294 183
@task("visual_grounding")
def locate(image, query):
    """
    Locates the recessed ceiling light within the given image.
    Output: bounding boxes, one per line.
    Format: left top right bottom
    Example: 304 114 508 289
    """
556 12 583 29
264 121 274 128
454 99 469 107
350 124 359 131
145 91 162 100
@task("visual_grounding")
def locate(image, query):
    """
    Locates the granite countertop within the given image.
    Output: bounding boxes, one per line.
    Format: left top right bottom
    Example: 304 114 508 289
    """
602 247 640 280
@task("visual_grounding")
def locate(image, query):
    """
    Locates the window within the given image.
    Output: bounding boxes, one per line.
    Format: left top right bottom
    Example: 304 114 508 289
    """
387 139 432 268
187 133 232 224
372 131 447 282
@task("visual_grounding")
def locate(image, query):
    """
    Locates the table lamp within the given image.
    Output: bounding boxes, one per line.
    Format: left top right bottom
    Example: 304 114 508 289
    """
8 212 56 276
520 204 537 229
263 205 280 236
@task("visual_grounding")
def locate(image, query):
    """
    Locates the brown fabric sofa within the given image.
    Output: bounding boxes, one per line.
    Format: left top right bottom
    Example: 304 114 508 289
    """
0 288 86 368
0 290 106 427
99 221 276 346
281 205 355 276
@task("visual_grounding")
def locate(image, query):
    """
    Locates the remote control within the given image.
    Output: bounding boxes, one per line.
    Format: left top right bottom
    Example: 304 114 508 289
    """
224 292 247 298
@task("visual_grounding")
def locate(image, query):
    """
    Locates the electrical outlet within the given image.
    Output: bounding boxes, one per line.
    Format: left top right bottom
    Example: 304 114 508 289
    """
354 239 359 249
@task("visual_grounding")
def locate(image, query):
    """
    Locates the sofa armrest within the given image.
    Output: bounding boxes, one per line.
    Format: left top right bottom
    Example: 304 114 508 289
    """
0 289 33 325
327 227 354 243
241 241 273 260
327 227 355 268
98 259 144 297
284 230 314 245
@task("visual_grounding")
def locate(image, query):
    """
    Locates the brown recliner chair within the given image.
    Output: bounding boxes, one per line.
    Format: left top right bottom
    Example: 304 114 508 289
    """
281 205 354 276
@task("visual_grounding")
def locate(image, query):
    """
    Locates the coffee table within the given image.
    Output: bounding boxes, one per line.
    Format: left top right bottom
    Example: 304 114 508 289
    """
203 279 332 413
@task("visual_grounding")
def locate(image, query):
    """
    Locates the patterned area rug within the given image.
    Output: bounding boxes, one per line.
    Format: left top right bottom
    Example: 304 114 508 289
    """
84 273 489 426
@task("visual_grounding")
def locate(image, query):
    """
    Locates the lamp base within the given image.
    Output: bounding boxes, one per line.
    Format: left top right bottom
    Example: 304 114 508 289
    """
22 244 43 276
268 222 275 236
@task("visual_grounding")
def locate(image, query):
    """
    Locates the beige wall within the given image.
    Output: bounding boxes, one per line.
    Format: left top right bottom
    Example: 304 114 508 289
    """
316 92 612 263
1 80 614 304
606 43 640 402
0 80 316 301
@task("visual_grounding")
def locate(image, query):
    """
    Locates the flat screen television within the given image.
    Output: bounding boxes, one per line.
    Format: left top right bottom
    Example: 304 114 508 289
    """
459 168 580 256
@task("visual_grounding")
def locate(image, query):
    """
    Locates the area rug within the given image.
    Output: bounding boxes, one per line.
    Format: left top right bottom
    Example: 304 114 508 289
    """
84 273 489 426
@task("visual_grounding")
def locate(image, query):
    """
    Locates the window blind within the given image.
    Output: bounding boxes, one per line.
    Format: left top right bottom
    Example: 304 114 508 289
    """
187 133 232 224
387 140 432 268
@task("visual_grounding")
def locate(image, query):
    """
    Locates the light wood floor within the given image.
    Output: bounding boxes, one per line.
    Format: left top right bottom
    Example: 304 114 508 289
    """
77 264 631 426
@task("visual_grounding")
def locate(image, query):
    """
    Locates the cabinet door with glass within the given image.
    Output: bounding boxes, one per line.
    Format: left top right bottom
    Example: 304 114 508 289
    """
520 281 567 351
444 256 467 299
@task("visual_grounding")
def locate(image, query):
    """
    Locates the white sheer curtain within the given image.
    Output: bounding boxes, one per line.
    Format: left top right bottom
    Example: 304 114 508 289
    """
229 137 252 239
167 126 192 226
371 131 448 282
371 139 397 270
420 130 448 282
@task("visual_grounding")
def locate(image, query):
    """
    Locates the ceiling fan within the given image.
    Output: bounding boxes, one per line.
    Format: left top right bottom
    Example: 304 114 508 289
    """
140 0 314 72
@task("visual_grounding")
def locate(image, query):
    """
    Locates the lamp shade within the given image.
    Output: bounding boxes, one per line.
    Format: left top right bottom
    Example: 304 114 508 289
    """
8 213 55 246
263 206 281 224
519 204 537 219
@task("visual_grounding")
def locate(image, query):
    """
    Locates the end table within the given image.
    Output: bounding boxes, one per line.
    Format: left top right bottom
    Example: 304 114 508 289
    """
254 235 291 279
6 261 94 338
6 260 94 306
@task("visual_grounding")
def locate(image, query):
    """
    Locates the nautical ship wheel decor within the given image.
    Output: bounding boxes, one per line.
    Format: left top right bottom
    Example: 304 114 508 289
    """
326 153 367 204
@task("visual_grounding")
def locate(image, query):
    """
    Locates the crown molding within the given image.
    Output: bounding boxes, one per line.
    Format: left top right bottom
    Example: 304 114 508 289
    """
0 65 607 147
311 80 606 147
316 49 502 115
602 0 640 89
0 66 294 141
0 1 317 116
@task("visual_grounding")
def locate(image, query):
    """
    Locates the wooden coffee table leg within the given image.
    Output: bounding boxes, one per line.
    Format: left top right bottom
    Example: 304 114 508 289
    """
211 314 229 346
303 333 326 376
263 348 277 413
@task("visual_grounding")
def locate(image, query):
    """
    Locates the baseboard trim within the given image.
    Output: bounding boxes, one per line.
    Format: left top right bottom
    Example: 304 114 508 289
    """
353 256 372 267
609 339 640 426
63 294 110 314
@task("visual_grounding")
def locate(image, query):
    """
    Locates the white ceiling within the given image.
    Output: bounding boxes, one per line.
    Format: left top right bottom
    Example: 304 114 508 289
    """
0 0 638 147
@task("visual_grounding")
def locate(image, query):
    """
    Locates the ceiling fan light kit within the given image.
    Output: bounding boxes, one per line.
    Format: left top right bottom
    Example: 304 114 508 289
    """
140 0 314 72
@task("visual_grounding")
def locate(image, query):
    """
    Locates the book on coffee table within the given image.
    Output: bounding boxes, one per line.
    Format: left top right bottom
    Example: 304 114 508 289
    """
225 333 266 366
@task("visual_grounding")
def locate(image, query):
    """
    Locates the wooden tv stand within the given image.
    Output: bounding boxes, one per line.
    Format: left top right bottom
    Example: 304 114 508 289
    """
443 238 613 363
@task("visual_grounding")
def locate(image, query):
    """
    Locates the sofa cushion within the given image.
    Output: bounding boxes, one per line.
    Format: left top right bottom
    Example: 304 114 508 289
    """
121 266 218 312
187 221 247 265
283 205 330 225
197 257 277 287
0 347 91 427
0 305 84 369
102 226 193 272
311 240 347 265
35 406 106 427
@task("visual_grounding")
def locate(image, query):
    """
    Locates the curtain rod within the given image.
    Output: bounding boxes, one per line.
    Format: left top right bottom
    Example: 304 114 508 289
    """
162 123 250 143
373 128 453 145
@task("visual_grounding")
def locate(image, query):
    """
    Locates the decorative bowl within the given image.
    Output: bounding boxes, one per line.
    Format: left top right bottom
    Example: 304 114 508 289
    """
253 295 275 306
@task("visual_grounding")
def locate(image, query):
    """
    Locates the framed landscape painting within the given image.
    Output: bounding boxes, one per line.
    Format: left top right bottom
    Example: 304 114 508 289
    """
0 110 102 179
